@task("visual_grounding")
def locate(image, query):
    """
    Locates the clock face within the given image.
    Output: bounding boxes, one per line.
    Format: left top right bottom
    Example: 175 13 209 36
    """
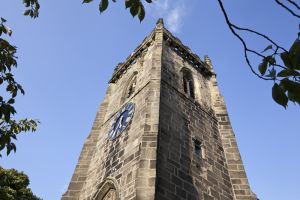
108 102 135 140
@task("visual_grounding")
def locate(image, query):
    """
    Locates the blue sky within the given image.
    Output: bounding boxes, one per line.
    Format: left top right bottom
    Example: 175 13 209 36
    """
0 0 299 199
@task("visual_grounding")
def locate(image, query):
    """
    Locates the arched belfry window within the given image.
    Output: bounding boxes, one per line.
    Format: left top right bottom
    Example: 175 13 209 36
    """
127 76 137 98
120 72 138 104
182 68 195 99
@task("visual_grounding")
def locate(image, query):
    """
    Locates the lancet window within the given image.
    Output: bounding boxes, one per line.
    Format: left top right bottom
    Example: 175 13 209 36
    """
120 72 138 104
182 69 195 99
126 76 137 98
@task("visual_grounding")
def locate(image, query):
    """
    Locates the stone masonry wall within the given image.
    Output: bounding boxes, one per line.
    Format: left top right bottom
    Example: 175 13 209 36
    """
63 23 162 200
155 41 235 200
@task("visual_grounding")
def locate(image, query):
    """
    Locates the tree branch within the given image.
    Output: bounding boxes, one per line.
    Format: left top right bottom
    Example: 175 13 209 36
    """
216 0 282 80
275 0 300 18
231 24 288 52
287 0 300 10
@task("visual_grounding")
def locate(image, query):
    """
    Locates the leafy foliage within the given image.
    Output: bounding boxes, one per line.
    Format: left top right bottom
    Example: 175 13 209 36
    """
259 37 300 108
0 119 38 157
0 18 39 156
213 0 300 109
83 0 152 21
0 167 42 200
23 0 40 18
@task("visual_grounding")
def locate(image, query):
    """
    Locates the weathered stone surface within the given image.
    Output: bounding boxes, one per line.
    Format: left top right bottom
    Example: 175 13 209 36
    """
62 19 256 200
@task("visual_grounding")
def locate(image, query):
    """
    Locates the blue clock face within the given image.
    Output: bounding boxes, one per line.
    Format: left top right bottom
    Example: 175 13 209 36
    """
108 102 135 140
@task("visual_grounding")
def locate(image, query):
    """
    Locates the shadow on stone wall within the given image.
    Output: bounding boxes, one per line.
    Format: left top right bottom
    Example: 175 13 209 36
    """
155 83 202 200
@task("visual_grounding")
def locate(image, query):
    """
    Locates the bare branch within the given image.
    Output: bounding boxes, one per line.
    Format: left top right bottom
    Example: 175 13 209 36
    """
275 0 300 18
287 0 300 10
216 0 285 80
231 25 288 52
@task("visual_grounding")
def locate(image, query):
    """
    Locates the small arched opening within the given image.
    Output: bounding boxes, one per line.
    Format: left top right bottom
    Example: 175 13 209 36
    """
120 72 138 104
181 68 195 99
94 178 119 200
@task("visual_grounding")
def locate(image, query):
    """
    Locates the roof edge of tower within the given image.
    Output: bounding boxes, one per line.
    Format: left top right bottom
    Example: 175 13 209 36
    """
109 29 156 83
109 19 214 83
161 27 214 77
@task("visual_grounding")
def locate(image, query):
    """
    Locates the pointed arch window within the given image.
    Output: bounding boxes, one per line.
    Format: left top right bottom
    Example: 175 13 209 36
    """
95 178 119 200
120 72 138 104
182 69 195 99
126 76 137 98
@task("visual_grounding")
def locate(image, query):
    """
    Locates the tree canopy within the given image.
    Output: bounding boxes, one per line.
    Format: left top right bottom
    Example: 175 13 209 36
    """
0 0 41 157
0 17 39 157
0 167 41 200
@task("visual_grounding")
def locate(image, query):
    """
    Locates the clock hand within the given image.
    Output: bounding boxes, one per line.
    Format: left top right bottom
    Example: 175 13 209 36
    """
118 115 124 128
113 115 124 139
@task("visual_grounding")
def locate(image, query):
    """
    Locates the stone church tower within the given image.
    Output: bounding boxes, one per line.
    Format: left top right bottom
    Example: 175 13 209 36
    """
62 19 257 200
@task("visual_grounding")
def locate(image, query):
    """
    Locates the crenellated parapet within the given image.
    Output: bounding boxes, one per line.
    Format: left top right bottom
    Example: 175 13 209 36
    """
110 18 214 84
163 29 214 78
109 31 155 83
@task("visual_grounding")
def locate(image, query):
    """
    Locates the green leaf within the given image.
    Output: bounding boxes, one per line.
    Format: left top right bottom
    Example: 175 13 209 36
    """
23 10 31 16
7 99 15 104
2 26 7 34
272 83 288 108
280 52 293 69
11 134 17 140
7 146 12 156
289 39 300 55
266 67 276 79
82 0 93 3
279 81 287 92
262 45 273 53
288 90 300 105
1 18 7 23
289 39 300 69
277 69 300 77
281 78 300 94
125 0 133 8
99 0 109 13
11 143 16 152
138 3 145 21
258 60 268 75
4 110 10 123
130 2 139 17
265 56 276 66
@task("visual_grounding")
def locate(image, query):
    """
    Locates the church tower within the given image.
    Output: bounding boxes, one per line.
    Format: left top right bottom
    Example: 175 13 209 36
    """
62 19 257 200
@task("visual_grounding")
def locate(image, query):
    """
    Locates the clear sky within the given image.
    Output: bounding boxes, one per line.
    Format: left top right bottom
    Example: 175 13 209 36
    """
1 0 299 199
